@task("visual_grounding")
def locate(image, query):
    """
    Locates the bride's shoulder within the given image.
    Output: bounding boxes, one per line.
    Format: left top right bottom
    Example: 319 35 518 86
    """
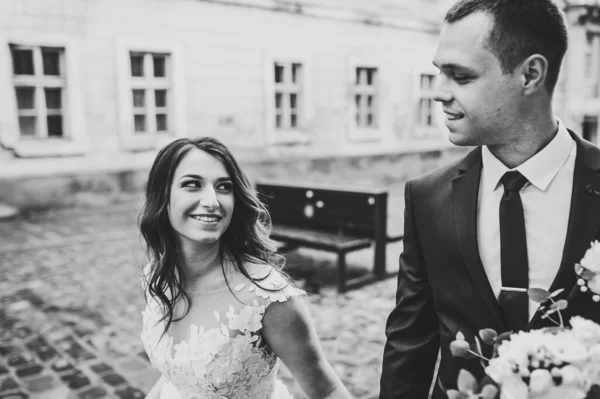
230 262 306 304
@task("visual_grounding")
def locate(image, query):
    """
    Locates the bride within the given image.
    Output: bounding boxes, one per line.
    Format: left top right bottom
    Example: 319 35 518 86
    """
139 137 353 399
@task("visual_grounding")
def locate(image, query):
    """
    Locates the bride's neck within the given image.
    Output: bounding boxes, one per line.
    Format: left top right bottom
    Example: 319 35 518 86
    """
179 241 222 282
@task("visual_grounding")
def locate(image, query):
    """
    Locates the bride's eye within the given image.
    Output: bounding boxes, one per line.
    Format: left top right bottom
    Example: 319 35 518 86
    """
216 182 233 192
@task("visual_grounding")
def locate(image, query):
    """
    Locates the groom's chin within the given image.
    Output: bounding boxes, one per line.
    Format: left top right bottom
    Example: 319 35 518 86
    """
447 132 478 147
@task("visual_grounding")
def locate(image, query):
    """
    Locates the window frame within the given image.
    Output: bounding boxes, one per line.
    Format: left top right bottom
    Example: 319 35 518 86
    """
0 34 87 157
116 39 186 151
347 60 383 142
264 52 313 145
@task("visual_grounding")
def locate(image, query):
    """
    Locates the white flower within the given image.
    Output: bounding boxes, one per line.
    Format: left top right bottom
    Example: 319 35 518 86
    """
570 316 600 347
498 375 528 399
529 369 553 396
579 240 600 273
583 360 600 386
486 357 515 385
545 331 589 365
560 365 585 388
589 275 600 295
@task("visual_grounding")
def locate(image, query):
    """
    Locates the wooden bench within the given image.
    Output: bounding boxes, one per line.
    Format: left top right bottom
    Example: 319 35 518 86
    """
256 181 404 293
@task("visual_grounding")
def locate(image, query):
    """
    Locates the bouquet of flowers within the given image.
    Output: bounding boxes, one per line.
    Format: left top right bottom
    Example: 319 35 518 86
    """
447 241 600 399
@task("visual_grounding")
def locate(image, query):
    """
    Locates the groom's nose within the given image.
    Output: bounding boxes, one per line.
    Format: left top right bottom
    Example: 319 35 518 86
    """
433 76 453 104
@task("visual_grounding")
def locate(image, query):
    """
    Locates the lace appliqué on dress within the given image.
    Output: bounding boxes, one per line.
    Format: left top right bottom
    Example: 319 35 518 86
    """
140 267 305 399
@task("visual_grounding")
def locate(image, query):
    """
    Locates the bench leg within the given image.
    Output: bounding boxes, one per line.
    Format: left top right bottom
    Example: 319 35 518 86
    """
337 252 347 293
374 241 386 279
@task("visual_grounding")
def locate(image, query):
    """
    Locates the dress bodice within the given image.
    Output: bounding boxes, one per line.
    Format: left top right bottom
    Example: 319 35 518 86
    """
141 264 305 399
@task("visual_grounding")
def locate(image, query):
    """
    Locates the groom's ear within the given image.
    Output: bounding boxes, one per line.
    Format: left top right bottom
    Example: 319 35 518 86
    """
518 54 548 96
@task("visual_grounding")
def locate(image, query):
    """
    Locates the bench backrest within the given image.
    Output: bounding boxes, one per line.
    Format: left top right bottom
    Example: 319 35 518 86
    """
256 181 388 238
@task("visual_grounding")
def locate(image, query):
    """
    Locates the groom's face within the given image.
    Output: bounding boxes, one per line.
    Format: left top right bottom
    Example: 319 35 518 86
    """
432 11 521 147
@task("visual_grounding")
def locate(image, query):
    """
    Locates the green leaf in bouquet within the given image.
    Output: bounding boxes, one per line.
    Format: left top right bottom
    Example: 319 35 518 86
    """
457 369 478 395
446 389 466 399
480 384 499 399
479 328 498 345
550 299 568 311
550 288 565 298
528 288 552 303
575 263 596 280
450 339 471 357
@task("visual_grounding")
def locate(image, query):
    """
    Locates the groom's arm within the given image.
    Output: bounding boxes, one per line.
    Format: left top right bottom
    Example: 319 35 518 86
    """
380 180 440 399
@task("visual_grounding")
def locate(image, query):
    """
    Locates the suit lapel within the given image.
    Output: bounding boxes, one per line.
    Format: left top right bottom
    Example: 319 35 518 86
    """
453 148 507 331
528 132 600 329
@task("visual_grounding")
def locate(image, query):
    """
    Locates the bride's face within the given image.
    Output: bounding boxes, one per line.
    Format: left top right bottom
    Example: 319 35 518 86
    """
167 149 235 250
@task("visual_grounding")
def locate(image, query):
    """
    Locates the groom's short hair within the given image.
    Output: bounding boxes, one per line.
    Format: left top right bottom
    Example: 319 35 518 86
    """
445 0 568 95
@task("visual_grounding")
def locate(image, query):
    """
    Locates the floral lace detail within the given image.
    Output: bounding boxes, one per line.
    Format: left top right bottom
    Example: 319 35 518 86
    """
140 267 305 399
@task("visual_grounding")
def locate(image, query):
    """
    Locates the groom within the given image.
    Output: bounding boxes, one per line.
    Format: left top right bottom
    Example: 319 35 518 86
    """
380 1 600 398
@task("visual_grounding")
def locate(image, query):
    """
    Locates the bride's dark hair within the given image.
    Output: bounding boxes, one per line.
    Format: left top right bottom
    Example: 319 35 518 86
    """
139 137 287 336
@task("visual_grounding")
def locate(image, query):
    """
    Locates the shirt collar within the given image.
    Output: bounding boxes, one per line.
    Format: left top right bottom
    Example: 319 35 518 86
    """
481 118 574 192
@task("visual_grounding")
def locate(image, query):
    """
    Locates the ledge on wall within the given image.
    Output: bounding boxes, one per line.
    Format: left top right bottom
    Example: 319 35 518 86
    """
0 203 18 220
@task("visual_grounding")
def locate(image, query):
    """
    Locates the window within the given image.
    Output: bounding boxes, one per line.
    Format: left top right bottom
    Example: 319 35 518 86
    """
583 115 598 145
585 33 600 98
419 74 436 126
128 52 170 134
273 62 302 130
354 67 378 128
10 45 66 139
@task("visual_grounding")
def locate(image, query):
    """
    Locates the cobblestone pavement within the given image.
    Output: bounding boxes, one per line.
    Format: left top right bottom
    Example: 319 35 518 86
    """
0 196 405 399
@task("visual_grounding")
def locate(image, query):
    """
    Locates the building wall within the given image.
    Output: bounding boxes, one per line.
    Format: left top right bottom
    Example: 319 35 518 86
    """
0 0 451 181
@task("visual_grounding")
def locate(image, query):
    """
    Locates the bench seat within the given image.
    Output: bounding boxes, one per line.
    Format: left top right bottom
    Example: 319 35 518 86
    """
270 225 373 252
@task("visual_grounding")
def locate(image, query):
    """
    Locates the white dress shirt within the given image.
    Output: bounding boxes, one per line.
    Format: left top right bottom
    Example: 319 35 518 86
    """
477 119 576 319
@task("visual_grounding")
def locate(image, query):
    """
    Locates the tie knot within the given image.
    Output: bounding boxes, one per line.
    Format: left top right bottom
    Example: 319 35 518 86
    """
501 171 528 192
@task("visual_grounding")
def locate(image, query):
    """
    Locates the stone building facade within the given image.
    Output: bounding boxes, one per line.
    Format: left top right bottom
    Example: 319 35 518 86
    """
0 0 599 208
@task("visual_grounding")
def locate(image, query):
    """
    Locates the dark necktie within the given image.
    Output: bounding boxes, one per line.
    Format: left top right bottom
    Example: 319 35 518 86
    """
498 171 529 332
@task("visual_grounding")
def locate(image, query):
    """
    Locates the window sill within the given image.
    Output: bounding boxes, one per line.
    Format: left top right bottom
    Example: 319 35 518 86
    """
348 128 383 143
121 132 175 152
269 130 310 145
9 138 88 158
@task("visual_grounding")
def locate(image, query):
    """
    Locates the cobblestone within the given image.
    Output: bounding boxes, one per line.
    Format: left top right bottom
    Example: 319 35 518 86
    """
0 189 406 399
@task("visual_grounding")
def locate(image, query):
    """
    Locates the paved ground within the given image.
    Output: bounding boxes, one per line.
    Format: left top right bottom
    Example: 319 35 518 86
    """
0 192 405 399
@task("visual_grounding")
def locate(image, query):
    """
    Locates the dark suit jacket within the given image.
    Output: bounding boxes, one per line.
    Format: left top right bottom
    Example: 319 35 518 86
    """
380 131 600 399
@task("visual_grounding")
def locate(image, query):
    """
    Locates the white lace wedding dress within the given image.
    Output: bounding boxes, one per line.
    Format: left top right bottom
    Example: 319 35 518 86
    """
141 265 305 399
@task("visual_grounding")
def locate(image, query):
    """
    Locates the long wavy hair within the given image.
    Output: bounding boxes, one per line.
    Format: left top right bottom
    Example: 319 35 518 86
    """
139 137 287 337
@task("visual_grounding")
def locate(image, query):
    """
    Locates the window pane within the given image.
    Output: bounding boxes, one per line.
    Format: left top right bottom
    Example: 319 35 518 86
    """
275 93 282 109
47 115 63 137
420 99 432 125
367 113 373 127
355 68 362 85
155 90 167 107
134 115 146 132
367 69 375 85
11 48 34 75
45 88 62 109
42 48 61 76
290 93 297 109
275 114 282 128
291 114 297 128
133 90 145 107
292 63 301 84
16 87 35 109
153 55 166 77
421 74 434 90
130 54 144 77
19 116 36 136
367 95 373 109
355 94 361 109
156 114 167 131
355 113 360 127
274 63 284 83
